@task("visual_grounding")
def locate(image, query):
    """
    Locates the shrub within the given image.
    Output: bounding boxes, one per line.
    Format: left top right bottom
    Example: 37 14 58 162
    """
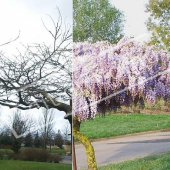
21 148 62 163
21 148 50 162
48 154 63 163
8 153 21 160
0 151 19 160
0 151 10 160
0 148 63 163
0 152 7 160
11 139 22 154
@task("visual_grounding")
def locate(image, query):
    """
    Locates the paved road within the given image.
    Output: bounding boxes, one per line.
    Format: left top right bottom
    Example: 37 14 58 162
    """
61 155 72 164
75 131 170 169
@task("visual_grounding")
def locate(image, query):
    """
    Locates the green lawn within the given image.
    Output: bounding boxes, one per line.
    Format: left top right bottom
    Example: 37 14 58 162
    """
20 147 66 154
0 148 66 155
46 148 66 154
0 149 13 153
78 114 170 140
0 160 71 170
99 151 170 170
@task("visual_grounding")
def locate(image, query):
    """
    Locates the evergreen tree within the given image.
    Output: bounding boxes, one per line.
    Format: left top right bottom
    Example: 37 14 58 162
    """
24 133 33 147
34 132 41 148
54 130 64 149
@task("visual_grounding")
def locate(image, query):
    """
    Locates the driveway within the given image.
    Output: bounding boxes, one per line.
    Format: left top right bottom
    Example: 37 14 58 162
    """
75 131 170 169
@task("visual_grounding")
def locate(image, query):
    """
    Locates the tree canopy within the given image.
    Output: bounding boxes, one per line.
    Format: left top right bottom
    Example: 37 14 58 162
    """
145 0 170 51
73 0 124 44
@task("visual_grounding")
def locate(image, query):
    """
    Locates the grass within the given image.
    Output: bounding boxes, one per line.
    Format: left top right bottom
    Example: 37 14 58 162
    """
21 147 66 154
0 148 66 155
46 148 66 154
0 149 13 153
0 160 71 170
99 151 170 170
78 113 170 140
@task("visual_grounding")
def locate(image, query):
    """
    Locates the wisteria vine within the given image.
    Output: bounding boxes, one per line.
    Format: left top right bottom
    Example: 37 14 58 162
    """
73 37 170 121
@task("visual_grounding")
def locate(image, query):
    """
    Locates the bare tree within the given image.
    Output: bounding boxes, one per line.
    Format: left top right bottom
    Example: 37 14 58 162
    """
0 31 20 47
33 131 42 148
0 9 72 124
10 109 35 153
39 108 55 150
62 122 71 144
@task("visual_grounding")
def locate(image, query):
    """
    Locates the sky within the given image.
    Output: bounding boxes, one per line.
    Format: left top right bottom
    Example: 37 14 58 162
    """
0 0 72 133
0 0 151 134
0 0 72 55
109 0 150 42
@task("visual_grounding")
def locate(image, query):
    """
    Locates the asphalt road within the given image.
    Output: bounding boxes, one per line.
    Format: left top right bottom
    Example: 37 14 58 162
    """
61 155 72 164
75 131 170 170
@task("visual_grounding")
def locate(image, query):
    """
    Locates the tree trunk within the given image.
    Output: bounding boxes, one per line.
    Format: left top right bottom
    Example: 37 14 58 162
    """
70 123 72 154
73 117 98 170
50 138 51 152
72 136 77 170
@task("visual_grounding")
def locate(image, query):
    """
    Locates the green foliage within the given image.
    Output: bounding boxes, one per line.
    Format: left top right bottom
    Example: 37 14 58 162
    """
73 0 124 43
54 130 64 149
145 0 170 51
24 133 33 147
0 134 12 146
11 139 22 154
33 132 41 148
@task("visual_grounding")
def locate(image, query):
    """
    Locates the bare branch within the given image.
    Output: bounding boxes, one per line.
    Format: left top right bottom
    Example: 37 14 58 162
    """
0 31 20 46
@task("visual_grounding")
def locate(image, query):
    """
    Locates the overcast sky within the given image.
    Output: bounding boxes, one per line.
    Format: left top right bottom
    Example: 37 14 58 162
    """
0 0 72 55
0 0 72 133
109 0 150 42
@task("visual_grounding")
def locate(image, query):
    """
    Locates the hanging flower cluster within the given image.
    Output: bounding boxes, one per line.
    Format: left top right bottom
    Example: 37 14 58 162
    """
73 37 170 121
